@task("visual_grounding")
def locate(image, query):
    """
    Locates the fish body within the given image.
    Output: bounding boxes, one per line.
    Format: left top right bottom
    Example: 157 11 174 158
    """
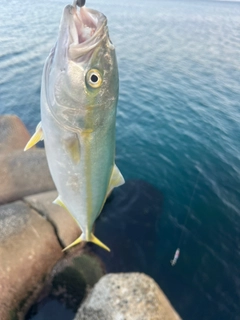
25 3 124 250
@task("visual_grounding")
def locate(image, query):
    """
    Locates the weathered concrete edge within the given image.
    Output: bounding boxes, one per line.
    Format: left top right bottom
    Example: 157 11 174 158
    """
22 196 66 251
0 200 64 320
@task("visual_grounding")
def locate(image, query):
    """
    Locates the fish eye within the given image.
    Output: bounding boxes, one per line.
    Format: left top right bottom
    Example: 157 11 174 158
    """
86 69 102 88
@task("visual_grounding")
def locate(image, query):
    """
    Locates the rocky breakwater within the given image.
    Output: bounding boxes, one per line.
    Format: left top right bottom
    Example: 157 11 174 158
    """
0 115 181 320
76 273 182 320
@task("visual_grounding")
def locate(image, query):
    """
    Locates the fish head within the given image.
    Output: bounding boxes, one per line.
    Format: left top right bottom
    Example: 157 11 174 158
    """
45 4 119 129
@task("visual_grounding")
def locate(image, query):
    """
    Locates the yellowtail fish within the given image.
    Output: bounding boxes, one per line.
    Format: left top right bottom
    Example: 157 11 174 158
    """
24 1 124 251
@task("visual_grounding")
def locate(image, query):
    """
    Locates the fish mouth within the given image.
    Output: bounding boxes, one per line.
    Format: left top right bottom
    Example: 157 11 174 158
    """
67 5 108 58
73 6 98 44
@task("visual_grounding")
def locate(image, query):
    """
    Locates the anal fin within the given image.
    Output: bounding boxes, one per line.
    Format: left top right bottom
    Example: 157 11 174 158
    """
53 195 78 225
24 121 43 151
53 195 68 211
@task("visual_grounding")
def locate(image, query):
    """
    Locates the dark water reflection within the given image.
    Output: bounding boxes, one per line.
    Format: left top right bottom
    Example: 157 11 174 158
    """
91 180 163 274
27 298 74 320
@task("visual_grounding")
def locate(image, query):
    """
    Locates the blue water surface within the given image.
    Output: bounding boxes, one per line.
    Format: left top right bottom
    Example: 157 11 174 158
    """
1 0 240 319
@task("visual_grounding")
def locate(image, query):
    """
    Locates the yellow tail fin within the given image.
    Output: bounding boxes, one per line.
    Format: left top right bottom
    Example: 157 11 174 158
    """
62 236 83 252
90 233 110 252
62 233 110 252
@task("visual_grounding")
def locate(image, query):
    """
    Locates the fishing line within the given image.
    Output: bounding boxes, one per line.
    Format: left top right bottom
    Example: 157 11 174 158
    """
73 0 86 7
178 169 200 248
171 169 200 266
77 0 86 7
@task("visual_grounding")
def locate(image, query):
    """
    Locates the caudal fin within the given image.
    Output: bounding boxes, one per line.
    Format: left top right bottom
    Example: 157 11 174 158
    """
62 233 110 252
89 233 110 252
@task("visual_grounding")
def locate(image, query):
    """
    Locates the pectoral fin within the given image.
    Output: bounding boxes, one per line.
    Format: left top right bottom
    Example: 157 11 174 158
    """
64 134 81 164
24 122 43 151
107 164 125 197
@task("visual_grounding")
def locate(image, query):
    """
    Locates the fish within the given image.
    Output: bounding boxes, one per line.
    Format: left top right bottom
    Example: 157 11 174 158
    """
24 2 124 251
170 248 180 266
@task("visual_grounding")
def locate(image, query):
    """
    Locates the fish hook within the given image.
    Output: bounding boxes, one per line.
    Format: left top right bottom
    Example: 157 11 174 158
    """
73 0 86 7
